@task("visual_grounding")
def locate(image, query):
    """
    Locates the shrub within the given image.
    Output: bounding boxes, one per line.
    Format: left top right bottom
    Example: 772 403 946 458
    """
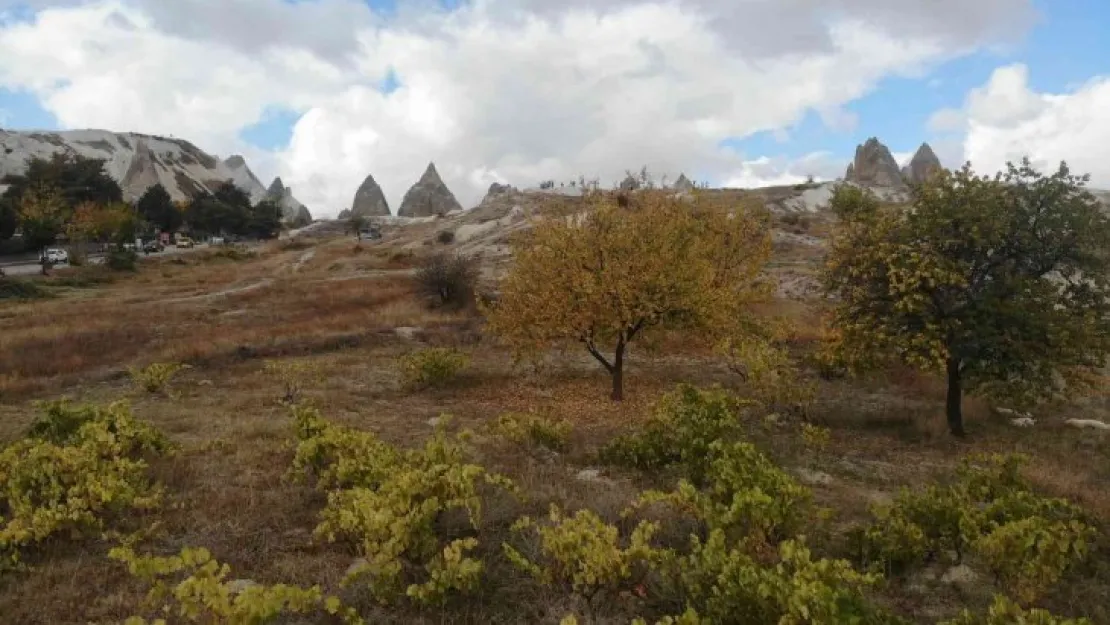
601 385 753 485
397 348 468 390
0 277 49 300
0 401 169 568
109 545 363 625
675 532 894 625
263 359 323 404
940 594 1093 625
436 229 455 244
291 410 515 605
493 412 572 452
503 505 665 615
633 440 811 545
128 362 190 395
856 453 1093 597
973 516 1094 604
414 252 478 309
107 247 138 271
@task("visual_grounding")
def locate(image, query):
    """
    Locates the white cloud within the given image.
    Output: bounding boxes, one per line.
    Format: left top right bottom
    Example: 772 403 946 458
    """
0 0 1035 216
934 63 1110 186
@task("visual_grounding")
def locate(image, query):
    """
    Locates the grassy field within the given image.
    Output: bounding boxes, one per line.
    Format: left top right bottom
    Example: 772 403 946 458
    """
1 230 1108 624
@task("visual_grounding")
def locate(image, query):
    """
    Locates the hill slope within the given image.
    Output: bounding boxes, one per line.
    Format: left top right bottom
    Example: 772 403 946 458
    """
0 129 306 213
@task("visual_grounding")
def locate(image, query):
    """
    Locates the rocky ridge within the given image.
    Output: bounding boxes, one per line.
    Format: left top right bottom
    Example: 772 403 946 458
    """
901 143 943 185
398 163 463 218
0 128 289 208
351 173 391 217
264 177 313 224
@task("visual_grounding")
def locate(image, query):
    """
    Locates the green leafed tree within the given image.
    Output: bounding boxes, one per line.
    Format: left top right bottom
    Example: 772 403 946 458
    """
822 159 1110 436
136 183 181 234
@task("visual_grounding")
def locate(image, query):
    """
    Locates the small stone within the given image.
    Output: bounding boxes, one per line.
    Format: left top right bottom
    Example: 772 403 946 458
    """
198 379 213 386
1066 418 1110 431
1010 417 1035 427
394 326 421 340
345 558 368 579
794 468 834 486
226 579 258 595
940 564 978 585
427 416 442 428
575 468 613 484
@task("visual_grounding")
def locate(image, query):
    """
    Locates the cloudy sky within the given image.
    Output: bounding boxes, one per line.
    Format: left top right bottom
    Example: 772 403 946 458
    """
0 0 1107 217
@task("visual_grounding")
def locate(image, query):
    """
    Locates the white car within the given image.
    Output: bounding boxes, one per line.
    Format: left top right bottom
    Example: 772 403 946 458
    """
41 248 69 264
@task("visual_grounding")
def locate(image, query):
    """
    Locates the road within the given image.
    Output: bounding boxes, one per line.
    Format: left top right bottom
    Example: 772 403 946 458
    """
0 244 215 277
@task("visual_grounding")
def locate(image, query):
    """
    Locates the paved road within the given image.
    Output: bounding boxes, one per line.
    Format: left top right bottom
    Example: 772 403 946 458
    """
0 244 216 277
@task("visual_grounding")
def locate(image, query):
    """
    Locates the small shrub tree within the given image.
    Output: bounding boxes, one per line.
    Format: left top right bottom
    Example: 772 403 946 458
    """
414 252 478 309
485 190 771 401
397 348 468 390
822 160 1110 435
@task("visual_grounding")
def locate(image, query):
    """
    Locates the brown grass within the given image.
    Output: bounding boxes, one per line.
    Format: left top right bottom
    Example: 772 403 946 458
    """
1 235 1109 624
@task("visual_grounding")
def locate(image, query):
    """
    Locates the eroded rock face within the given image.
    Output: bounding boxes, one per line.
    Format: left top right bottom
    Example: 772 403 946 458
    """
398 163 462 218
265 177 313 224
845 137 906 189
351 173 391 217
121 139 160 200
901 142 943 185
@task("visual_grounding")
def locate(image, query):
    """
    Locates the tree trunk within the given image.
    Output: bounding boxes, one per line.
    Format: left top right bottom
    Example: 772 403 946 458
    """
611 341 625 401
945 358 966 437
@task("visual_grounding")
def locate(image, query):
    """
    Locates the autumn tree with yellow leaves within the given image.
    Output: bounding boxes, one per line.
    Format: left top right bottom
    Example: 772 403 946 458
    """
822 159 1110 436
485 189 772 401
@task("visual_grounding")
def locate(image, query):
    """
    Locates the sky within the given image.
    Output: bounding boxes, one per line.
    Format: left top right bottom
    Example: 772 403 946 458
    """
0 0 1107 218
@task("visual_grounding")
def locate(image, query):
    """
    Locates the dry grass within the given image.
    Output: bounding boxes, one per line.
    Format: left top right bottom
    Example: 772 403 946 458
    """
1 234 1109 624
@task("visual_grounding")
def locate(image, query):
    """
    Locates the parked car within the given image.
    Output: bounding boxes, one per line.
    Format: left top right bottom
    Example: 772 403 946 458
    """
210 236 225 245
142 240 164 253
176 237 195 248
40 248 68 264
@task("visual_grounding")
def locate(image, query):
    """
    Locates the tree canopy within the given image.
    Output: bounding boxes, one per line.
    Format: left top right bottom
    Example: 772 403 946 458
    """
821 159 1110 436
0 154 123 246
185 181 282 239
485 189 772 400
136 183 182 234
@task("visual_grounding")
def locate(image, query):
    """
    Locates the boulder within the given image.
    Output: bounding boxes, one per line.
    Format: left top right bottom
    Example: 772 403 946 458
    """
844 137 907 189
397 162 462 218
901 142 943 185
351 173 391 217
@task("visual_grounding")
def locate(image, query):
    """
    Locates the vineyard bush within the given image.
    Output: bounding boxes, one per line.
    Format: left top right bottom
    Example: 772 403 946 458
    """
291 408 515 605
1 401 169 568
856 453 1093 601
633 440 811 544
940 595 1093 625
493 412 572 452
128 362 189 395
109 545 363 625
397 347 469 390
601 385 754 485
503 505 665 613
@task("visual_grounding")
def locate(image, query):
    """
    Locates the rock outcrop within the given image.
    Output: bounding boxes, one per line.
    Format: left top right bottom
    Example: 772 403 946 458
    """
901 142 943 185
120 139 161 200
0 128 268 202
844 137 906 189
264 177 313 225
469 182 521 222
398 163 462 218
350 173 391 217
673 173 694 192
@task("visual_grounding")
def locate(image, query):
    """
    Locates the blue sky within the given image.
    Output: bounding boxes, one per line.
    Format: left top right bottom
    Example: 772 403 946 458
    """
724 0 1110 165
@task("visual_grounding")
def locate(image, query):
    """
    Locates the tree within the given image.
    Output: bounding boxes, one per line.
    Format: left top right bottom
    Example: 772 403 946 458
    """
17 184 69 249
1 153 122 207
0 200 15 243
186 182 252 237
136 184 181 233
485 189 772 400
247 200 283 239
821 159 1110 436
348 213 368 239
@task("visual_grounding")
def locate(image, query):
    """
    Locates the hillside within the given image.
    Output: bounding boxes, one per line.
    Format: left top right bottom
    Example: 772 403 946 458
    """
0 128 312 220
